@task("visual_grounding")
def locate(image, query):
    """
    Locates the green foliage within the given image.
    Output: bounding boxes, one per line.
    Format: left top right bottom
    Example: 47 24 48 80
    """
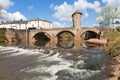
97 5 120 28
103 31 120 41
108 41 120 57
103 30 120 56
0 28 8 44
0 28 6 36
0 36 8 44
116 26 120 32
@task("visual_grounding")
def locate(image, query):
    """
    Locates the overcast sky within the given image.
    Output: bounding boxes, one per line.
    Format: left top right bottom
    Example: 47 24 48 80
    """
0 0 120 28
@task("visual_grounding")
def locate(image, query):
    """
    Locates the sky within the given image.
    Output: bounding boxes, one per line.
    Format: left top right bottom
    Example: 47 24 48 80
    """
0 0 120 28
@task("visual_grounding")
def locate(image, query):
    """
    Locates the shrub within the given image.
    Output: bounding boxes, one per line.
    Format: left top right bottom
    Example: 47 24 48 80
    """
116 26 120 32
108 41 120 57
0 28 8 44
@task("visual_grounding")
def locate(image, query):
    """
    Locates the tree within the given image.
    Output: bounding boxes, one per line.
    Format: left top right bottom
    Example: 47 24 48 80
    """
97 5 120 28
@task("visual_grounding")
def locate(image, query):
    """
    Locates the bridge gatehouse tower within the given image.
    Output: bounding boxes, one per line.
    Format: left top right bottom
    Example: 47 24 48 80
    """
72 10 82 29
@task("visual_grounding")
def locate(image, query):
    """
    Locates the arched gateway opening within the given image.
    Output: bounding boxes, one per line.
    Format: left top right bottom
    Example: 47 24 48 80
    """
81 30 99 40
80 30 99 48
56 31 75 48
32 32 50 46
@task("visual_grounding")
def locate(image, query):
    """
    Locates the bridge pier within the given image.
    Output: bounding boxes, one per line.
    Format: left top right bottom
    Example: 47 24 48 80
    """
49 34 57 48
73 29 82 49
5 29 26 45
5 30 15 45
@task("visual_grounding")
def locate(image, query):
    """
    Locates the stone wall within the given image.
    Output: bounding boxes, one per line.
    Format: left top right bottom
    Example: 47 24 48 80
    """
5 29 27 45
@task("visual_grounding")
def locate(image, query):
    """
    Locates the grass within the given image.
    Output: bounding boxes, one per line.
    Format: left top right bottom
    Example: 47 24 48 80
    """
108 41 120 56
103 31 120 41
103 30 120 56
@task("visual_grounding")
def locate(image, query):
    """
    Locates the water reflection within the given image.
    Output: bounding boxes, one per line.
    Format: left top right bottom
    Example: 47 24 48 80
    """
33 38 74 49
57 39 74 48
32 31 75 49
34 40 50 46
32 39 100 49
57 32 74 48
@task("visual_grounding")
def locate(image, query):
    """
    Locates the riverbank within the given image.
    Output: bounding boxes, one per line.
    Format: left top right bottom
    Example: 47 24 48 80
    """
102 29 120 80
103 29 120 56
105 55 120 80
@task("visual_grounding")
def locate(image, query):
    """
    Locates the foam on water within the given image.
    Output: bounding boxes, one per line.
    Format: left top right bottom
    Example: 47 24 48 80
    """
64 68 100 79
22 52 100 80
0 46 107 80
24 52 72 72
0 46 45 57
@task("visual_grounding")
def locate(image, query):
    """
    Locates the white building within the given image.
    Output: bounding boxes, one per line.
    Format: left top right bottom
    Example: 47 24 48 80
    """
0 18 52 29
99 17 120 29
27 18 52 29
110 17 120 28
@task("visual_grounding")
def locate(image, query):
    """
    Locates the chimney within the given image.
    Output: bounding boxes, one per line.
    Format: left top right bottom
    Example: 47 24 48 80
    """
20 19 23 21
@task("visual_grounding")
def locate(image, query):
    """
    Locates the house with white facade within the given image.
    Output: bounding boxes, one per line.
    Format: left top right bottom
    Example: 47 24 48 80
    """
110 17 120 28
99 17 120 29
27 18 52 29
0 18 52 30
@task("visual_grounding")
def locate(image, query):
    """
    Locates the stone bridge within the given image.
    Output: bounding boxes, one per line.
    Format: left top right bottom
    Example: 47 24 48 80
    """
5 10 101 49
29 27 100 44
5 27 100 49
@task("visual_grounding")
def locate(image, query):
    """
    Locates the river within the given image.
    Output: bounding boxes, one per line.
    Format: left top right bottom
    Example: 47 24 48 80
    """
0 45 113 80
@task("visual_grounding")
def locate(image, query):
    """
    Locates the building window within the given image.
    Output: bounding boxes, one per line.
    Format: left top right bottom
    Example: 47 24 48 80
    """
115 21 120 24
32 24 34 27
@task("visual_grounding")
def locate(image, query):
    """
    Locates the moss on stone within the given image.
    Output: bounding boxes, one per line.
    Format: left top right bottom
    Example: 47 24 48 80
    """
0 28 8 45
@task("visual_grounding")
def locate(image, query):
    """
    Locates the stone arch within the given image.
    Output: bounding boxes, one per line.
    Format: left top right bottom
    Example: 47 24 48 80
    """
56 31 75 48
33 32 51 39
80 30 99 40
56 30 75 37
32 32 51 46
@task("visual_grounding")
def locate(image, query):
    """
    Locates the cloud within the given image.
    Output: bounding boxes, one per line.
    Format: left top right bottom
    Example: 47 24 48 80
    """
49 3 54 9
1 9 27 21
52 21 72 28
50 0 101 27
0 0 26 21
0 0 14 9
28 5 34 10
88 1 101 12
102 0 120 7
53 2 74 22
96 16 104 22
73 0 88 12
102 0 120 14
84 12 89 18
96 0 120 23
52 22 64 28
